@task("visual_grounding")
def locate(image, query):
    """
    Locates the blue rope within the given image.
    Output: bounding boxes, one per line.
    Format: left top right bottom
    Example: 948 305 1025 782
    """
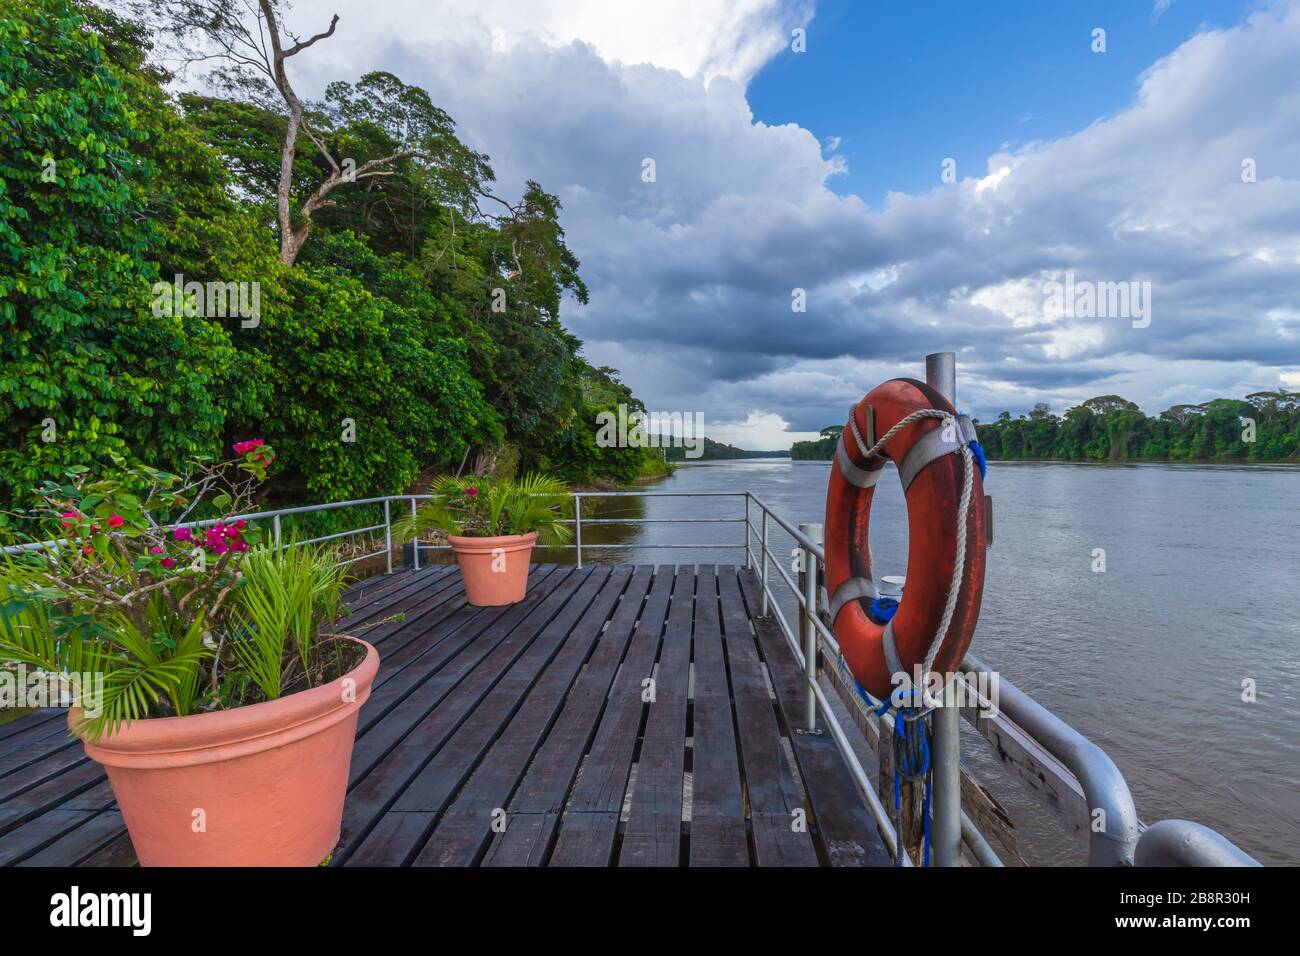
850 673 934 866
959 409 988 480
868 596 898 624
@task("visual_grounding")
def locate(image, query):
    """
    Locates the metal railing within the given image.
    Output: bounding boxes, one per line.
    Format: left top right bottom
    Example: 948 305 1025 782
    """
2 486 1262 867
739 490 1260 867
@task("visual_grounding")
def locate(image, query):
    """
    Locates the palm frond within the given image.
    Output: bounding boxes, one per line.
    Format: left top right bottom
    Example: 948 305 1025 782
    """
228 544 344 700
394 472 572 541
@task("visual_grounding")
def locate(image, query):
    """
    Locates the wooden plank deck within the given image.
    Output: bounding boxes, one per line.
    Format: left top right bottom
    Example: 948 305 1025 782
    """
0 564 890 867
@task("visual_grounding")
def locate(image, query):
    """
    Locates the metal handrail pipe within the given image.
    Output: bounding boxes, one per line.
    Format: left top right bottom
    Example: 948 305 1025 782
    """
1134 820 1261 867
961 810 1004 867
748 530 844 658
2 495 397 556
564 517 744 525
962 653 1140 866
291 522 387 547
746 493 825 560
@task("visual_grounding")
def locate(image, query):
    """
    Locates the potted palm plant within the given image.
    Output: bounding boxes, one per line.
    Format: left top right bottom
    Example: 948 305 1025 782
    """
0 443 379 866
395 473 572 606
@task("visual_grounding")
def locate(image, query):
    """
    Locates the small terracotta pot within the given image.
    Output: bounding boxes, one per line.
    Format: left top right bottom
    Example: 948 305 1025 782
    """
448 531 537 606
71 637 379 867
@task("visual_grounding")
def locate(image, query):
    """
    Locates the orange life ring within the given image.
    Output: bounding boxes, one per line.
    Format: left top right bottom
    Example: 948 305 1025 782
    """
823 378 987 700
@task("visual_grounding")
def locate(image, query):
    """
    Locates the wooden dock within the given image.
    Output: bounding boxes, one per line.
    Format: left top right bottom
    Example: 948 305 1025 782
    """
0 564 890 867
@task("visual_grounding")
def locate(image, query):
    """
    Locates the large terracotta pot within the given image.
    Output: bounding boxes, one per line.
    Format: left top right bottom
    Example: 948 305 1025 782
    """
448 531 536 606
71 637 379 867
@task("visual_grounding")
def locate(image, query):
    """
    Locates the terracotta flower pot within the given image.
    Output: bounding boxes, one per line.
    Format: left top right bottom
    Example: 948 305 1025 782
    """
448 531 537 606
71 637 379 867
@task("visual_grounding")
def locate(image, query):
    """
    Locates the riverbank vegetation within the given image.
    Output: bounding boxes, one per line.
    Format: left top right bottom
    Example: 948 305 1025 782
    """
791 427 843 460
792 393 1300 463
0 0 662 525
664 438 786 461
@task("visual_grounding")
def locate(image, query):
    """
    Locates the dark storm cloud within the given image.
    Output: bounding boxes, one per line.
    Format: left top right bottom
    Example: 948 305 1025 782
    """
290 1 1300 446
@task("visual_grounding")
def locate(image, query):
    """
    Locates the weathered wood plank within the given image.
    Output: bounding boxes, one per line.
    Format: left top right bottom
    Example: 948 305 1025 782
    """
480 811 555 866
718 567 818 866
0 709 64 744
345 568 569 780
423 567 655 868
353 566 560 736
78 831 138 867
410 567 632 865
0 809 97 866
618 567 693 867
686 567 748 866
0 718 73 766
547 567 675 864
16 811 126 867
548 811 621 867
336 567 591 862
0 759 106 834
738 568 891 866
337 565 458 624
393 568 613 817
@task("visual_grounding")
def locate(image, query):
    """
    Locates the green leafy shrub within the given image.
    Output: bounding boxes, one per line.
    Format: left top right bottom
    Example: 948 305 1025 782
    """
0 445 360 741
394 473 572 544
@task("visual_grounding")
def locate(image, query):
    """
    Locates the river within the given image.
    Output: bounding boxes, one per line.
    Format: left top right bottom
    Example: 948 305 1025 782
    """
559 458 1300 865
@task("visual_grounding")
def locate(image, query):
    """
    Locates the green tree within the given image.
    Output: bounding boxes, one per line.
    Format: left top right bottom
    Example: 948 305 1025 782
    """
0 0 246 501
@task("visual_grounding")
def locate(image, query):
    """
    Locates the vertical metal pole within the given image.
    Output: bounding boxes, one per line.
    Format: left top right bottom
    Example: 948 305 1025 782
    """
798 522 821 733
744 495 752 569
273 514 281 555
410 498 420 571
760 509 770 618
574 495 582 569
384 499 393 574
926 350 961 867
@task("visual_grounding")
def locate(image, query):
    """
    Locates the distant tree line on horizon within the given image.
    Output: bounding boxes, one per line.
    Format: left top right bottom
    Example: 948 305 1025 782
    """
663 437 786 461
790 391 1300 463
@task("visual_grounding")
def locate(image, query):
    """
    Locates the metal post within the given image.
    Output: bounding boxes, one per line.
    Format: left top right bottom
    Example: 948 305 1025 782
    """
410 498 420 571
760 509 770 617
383 499 393 574
574 495 582 569
798 522 822 733
926 350 961 867
273 514 281 555
744 495 752 569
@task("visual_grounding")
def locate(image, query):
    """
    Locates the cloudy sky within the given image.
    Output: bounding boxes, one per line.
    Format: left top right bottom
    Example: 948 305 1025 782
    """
261 0 1298 448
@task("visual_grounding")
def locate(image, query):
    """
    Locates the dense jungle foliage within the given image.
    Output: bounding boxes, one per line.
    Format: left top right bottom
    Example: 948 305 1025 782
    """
0 0 666 527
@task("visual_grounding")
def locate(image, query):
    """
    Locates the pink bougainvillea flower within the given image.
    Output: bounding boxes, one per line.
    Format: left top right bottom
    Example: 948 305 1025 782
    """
60 511 80 526
161 557 175 570
465 487 479 497
173 527 192 542
149 546 165 555
234 520 247 531
232 438 265 455
107 514 124 528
